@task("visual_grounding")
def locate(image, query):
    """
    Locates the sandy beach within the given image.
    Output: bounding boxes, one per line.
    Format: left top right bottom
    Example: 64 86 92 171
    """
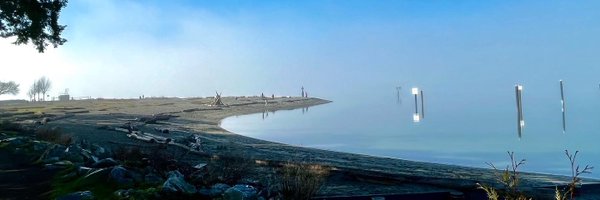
0 96 598 199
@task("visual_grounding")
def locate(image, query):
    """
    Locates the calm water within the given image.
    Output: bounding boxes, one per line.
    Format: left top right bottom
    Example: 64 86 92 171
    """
222 82 600 178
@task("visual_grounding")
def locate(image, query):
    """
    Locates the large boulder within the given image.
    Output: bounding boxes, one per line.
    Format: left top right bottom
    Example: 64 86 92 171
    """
57 190 94 200
109 166 134 187
209 183 231 197
91 144 111 159
223 184 258 200
161 170 197 194
63 144 85 163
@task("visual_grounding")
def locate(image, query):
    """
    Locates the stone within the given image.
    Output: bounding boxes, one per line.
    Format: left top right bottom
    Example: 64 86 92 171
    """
46 145 67 159
33 140 51 152
64 144 85 163
109 166 133 187
114 189 134 199
57 190 94 200
223 184 258 200
162 170 197 194
92 158 118 168
91 144 110 159
129 170 144 183
54 160 74 167
144 173 164 185
42 156 60 164
1 137 30 148
209 183 231 197
193 163 207 170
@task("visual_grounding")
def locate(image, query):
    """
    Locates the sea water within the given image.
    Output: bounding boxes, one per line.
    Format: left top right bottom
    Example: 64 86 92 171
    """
221 82 600 179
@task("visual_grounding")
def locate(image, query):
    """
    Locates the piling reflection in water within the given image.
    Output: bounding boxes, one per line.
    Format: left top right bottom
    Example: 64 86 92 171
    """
420 90 425 119
515 84 524 138
560 80 566 133
302 106 309 114
396 86 402 104
262 110 270 120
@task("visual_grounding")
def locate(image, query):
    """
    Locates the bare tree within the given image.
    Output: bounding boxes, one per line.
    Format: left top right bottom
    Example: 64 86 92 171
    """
36 76 51 101
0 81 19 96
27 88 34 101
29 81 39 101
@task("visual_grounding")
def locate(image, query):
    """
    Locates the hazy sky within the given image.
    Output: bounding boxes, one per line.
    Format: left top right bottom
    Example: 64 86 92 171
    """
2 1 600 100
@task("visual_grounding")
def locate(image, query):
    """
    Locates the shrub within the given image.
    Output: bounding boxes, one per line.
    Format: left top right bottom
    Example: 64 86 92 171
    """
205 154 254 185
479 150 593 200
35 127 72 145
555 150 593 200
113 146 146 168
279 162 330 199
0 119 24 133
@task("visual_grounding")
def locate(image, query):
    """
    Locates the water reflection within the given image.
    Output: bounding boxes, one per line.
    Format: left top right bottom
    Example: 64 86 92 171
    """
420 90 425 119
515 84 524 138
302 106 309 114
262 109 269 120
396 86 402 104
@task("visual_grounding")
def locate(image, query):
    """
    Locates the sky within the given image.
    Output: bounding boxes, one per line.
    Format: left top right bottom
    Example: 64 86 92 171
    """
2 0 600 101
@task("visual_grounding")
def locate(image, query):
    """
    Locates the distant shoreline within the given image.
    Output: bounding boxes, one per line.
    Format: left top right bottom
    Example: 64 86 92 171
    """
0 96 595 198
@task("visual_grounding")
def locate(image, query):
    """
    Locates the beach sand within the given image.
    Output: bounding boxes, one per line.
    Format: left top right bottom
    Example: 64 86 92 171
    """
0 96 598 198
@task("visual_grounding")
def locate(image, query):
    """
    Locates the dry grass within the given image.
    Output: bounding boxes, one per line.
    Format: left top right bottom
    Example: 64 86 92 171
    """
205 154 255 185
35 127 72 145
279 162 330 199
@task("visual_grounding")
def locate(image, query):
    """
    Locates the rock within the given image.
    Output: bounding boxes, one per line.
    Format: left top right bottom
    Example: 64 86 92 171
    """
144 173 164 185
154 127 169 133
42 156 60 164
0 137 30 148
33 140 51 152
40 117 50 125
129 170 144 183
109 166 134 187
44 160 74 170
57 190 94 200
162 170 197 194
91 144 110 159
54 160 74 167
114 189 134 199
223 184 258 200
46 145 67 159
193 163 207 170
64 144 85 163
92 158 118 168
209 183 231 197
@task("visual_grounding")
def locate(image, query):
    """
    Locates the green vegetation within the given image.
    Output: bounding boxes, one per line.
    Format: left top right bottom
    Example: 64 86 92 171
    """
0 0 68 52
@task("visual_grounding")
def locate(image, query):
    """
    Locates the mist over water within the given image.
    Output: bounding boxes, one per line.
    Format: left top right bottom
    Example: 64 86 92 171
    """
222 80 600 178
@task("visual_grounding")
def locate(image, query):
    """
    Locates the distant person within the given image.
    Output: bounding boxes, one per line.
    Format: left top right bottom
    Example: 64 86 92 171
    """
272 94 275 99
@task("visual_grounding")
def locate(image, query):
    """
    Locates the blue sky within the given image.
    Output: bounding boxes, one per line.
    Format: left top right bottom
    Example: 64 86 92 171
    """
2 1 600 100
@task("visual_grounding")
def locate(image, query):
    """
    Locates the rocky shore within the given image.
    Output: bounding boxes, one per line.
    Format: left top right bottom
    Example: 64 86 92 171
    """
0 96 598 199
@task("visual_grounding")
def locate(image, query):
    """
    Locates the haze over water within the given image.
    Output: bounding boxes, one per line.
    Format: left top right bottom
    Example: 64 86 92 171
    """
2 0 600 178
222 81 600 178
